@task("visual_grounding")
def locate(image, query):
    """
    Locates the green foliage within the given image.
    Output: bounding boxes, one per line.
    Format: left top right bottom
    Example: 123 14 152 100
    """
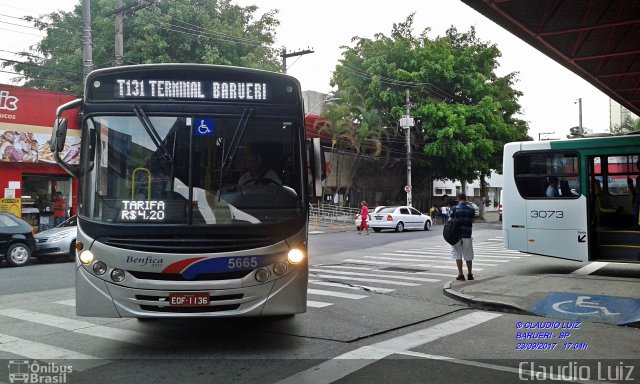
4 0 281 95
331 15 531 183
610 114 640 134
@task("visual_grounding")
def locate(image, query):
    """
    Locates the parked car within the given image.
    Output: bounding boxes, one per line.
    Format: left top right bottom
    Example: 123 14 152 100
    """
368 206 432 232
0 213 36 267
34 216 77 262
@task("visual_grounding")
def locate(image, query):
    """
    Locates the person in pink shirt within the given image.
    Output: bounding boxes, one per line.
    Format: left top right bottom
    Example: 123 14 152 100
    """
358 200 370 235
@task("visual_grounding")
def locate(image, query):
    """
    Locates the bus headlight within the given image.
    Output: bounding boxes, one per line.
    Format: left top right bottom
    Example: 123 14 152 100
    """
111 269 126 282
79 250 94 265
273 261 288 275
92 261 107 275
255 268 270 282
287 249 304 264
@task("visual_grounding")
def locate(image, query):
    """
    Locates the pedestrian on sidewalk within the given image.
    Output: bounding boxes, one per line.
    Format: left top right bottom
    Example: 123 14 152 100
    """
357 200 370 235
450 193 475 281
440 204 449 224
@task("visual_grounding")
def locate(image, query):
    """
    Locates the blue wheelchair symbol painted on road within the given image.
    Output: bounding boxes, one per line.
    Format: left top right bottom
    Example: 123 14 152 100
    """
194 118 215 136
530 292 640 325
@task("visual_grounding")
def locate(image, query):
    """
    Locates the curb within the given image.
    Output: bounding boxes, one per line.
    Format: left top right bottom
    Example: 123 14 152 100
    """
443 279 534 315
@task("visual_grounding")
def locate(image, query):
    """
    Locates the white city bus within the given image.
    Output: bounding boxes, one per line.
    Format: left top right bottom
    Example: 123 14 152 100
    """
502 134 640 262
51 64 324 317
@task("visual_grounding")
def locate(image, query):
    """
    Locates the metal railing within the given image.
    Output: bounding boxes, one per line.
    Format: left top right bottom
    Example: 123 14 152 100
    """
309 203 360 230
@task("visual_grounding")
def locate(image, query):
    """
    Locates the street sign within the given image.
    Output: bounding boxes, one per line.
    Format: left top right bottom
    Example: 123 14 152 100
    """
529 292 640 325
404 185 411 193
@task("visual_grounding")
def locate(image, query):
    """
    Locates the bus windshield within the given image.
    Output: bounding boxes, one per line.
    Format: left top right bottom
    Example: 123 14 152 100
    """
80 112 303 225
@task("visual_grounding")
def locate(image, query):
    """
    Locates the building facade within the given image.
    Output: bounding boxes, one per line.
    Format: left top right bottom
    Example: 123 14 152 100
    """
0 84 80 231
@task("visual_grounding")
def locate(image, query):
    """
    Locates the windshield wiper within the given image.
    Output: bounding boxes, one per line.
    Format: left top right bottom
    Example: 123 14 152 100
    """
222 108 253 168
133 105 173 162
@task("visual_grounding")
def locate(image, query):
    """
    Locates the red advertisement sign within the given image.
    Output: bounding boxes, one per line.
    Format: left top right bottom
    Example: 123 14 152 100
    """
0 85 80 164
0 85 79 128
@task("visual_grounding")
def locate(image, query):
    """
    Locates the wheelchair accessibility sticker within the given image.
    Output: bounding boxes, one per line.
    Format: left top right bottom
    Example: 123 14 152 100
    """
194 117 215 136
530 293 640 325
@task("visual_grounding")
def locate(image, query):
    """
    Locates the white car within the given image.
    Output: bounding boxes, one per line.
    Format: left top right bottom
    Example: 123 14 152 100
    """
367 206 432 232
354 206 385 229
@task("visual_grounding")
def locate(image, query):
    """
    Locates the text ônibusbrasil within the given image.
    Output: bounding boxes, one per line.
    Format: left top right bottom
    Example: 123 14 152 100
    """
116 79 268 100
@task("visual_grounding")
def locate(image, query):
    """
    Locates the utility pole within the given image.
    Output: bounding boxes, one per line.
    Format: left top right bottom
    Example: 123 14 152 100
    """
115 0 123 66
81 0 93 86
578 97 583 136
399 89 414 207
110 0 156 66
280 47 314 74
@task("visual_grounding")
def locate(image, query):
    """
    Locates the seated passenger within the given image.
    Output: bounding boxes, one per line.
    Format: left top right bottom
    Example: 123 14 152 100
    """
238 153 281 185
559 179 572 197
546 176 559 197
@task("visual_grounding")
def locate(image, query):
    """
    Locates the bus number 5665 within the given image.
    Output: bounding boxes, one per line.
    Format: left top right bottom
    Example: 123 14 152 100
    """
530 210 564 219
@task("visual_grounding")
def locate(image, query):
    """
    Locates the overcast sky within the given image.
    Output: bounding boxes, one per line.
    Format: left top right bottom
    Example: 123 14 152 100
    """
0 0 612 139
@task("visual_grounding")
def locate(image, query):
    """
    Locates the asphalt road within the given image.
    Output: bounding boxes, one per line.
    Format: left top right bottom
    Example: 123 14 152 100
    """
0 222 638 384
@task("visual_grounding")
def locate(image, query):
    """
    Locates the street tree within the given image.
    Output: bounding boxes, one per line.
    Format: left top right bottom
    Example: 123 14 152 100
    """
331 15 530 208
4 0 281 95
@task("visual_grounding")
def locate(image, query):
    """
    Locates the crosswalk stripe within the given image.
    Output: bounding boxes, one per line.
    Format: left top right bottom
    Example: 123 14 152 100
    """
307 289 367 299
363 256 484 270
309 273 421 286
0 309 166 348
344 259 484 271
307 300 333 308
308 281 395 293
0 333 104 368
310 269 440 282
395 250 512 262
54 299 76 307
313 265 452 278
379 254 498 266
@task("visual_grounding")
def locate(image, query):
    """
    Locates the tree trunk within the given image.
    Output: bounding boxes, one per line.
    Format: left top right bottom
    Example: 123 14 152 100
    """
479 174 486 220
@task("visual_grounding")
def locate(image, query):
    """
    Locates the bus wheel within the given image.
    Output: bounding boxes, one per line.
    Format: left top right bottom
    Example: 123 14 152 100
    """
6 243 31 267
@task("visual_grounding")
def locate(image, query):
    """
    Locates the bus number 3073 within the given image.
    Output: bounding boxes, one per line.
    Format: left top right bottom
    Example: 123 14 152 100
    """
530 210 564 219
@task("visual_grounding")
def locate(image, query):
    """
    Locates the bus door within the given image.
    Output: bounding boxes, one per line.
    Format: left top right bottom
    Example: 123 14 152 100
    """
526 196 588 261
513 149 588 261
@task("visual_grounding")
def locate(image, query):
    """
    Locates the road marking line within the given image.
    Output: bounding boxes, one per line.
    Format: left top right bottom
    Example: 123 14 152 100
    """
391 350 608 384
314 264 452 278
307 300 333 308
310 269 439 282
343 259 485 272
398 250 513 262
54 299 76 307
307 289 367 299
0 333 105 370
309 273 421 286
308 281 395 293
275 311 501 384
0 308 166 348
571 261 609 275
379 254 498 266
363 256 485 271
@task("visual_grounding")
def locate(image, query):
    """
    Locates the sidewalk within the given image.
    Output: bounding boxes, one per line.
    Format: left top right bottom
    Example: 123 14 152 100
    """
444 273 640 327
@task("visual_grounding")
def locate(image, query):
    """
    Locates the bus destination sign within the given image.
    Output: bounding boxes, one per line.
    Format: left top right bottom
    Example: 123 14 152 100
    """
115 79 268 101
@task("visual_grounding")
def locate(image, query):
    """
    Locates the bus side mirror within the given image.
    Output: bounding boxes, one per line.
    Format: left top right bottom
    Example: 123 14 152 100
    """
307 138 325 198
52 118 68 153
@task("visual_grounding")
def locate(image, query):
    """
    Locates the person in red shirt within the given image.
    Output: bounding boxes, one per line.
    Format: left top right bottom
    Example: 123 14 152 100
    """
53 192 67 226
358 200 370 235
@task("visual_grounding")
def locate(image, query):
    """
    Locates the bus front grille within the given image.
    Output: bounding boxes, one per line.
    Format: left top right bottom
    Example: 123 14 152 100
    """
99 235 274 253
139 304 241 313
136 294 244 313
127 270 252 281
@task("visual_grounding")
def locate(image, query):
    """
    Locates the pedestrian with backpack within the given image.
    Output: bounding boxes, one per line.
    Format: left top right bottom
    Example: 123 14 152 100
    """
450 193 475 281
